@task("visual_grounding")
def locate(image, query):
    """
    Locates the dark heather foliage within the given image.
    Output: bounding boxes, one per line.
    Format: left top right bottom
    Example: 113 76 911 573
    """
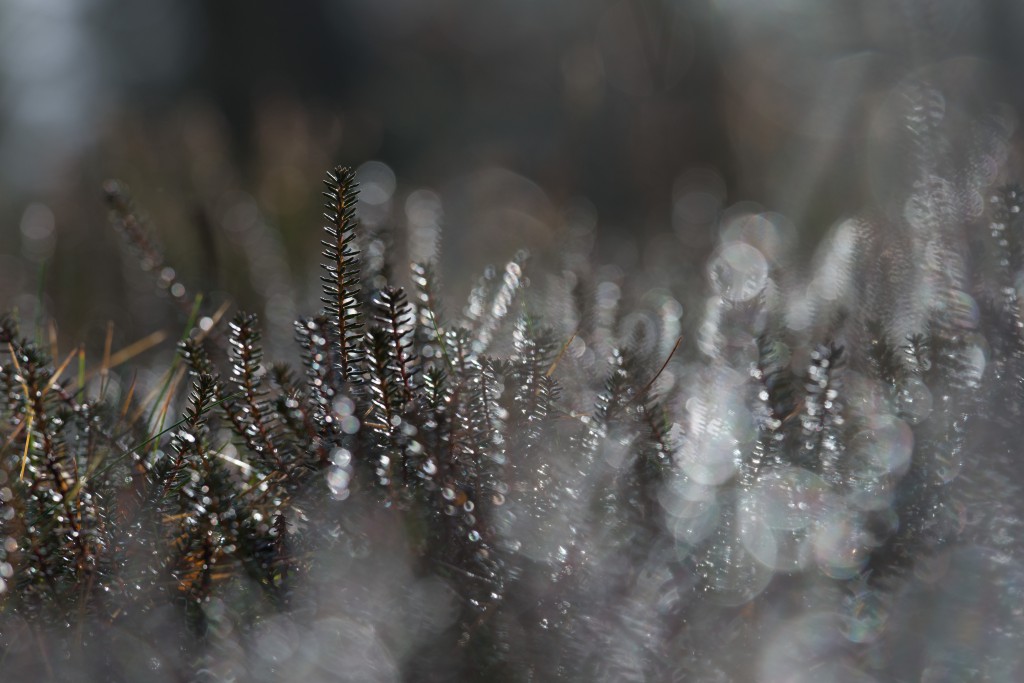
320 165 365 387
1 145 1024 681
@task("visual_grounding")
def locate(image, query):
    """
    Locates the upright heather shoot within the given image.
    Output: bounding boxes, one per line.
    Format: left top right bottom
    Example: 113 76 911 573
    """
321 166 365 385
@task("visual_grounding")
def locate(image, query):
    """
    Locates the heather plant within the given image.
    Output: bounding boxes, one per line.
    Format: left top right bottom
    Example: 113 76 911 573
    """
1 83 1023 683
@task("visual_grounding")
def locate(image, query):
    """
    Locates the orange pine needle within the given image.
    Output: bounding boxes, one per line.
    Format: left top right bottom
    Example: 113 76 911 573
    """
84 329 168 380
636 335 683 401
45 346 80 394
18 414 33 479
545 330 578 379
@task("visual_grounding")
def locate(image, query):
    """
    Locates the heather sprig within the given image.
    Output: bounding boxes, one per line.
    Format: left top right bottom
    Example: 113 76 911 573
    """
2 156 1023 682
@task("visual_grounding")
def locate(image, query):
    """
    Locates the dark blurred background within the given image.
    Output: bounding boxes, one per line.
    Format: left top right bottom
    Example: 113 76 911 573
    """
2 0 1023 348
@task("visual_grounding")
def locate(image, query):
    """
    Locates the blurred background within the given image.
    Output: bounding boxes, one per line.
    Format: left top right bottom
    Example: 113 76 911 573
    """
1 0 1023 350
